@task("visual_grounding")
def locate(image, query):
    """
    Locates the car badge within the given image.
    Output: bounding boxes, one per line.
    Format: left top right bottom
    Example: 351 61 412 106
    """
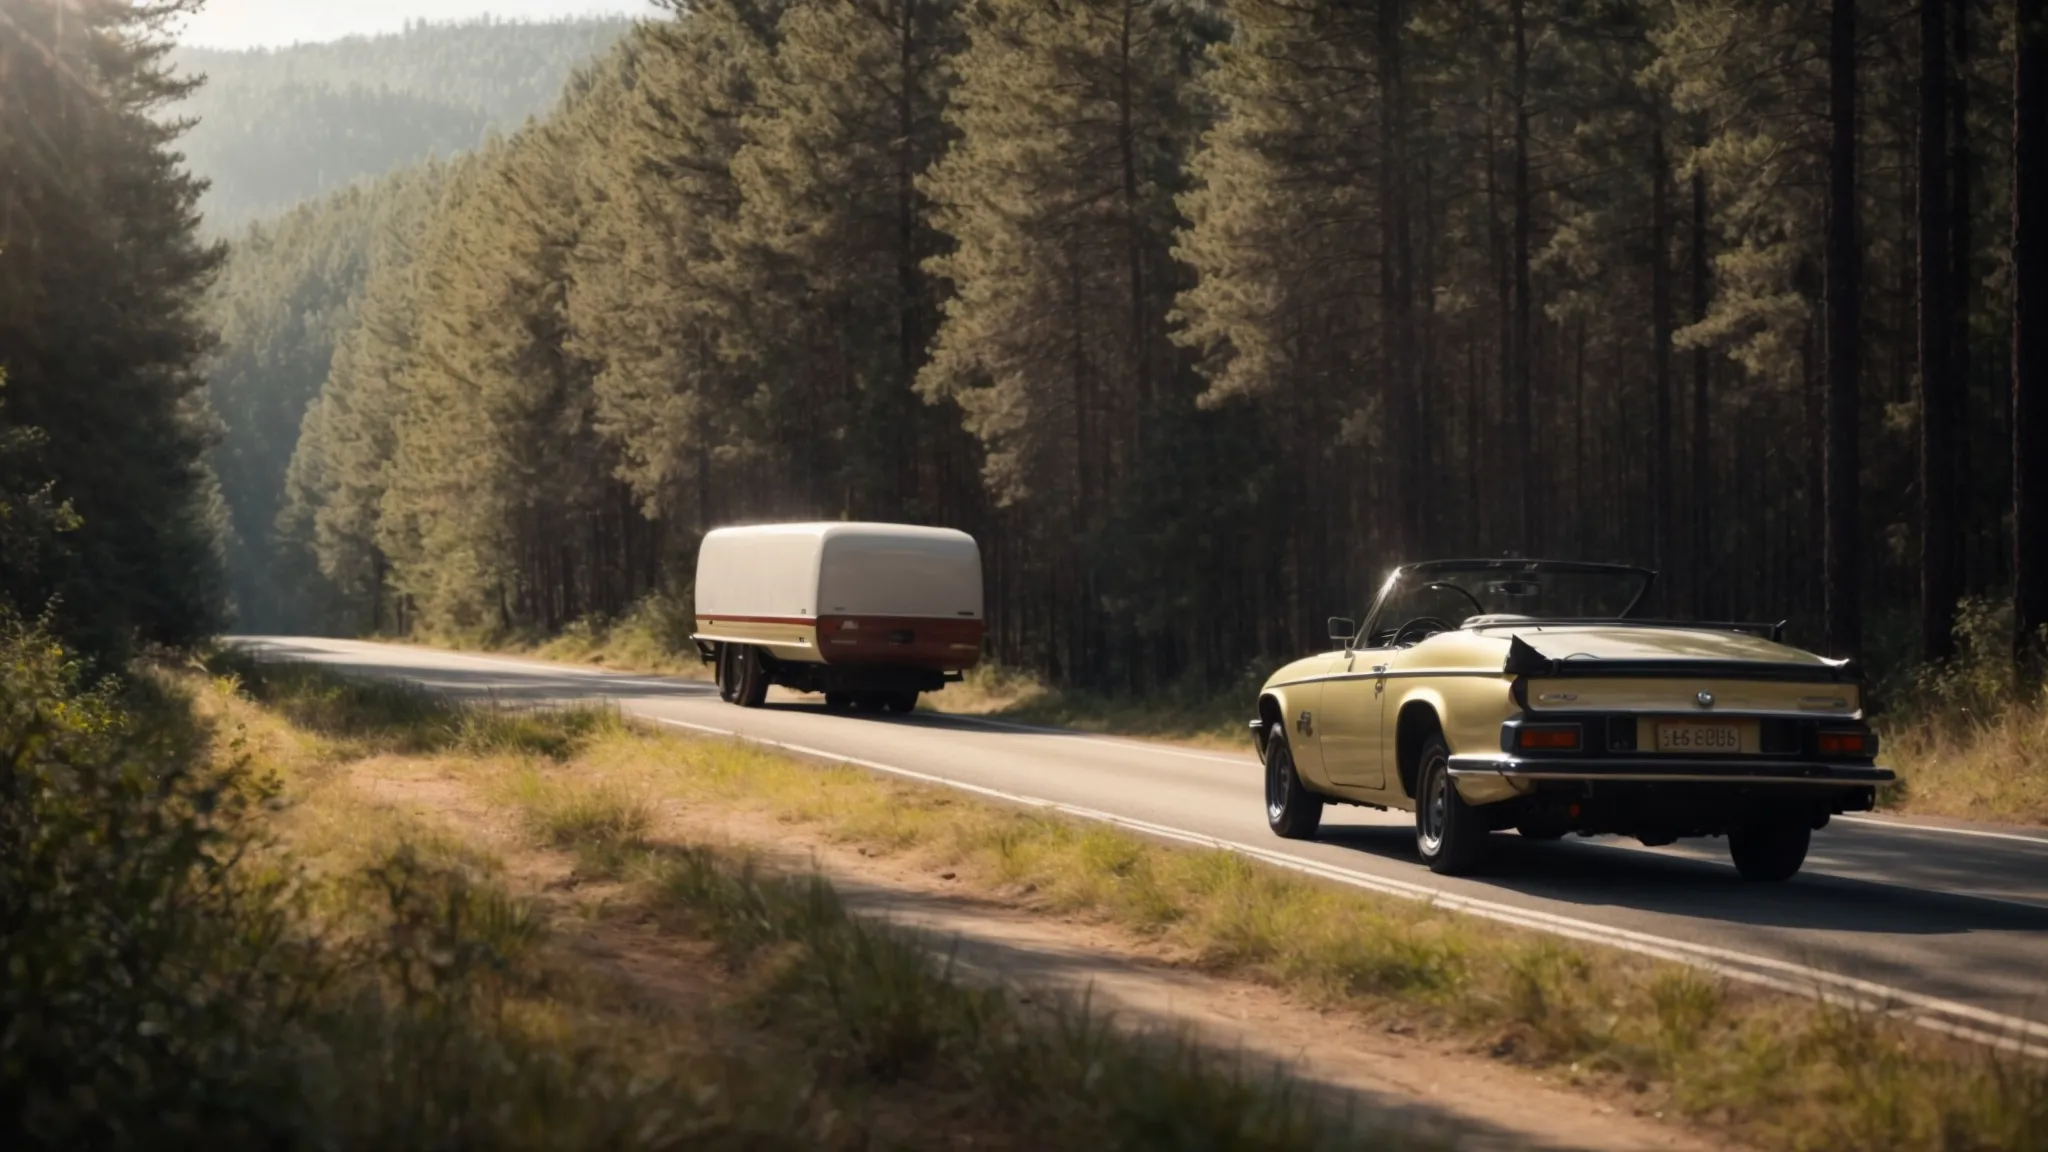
1695 690 1715 709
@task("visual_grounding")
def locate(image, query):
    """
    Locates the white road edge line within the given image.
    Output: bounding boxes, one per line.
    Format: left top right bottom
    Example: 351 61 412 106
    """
647 714 2048 1056
1836 813 2048 847
907 710 1254 766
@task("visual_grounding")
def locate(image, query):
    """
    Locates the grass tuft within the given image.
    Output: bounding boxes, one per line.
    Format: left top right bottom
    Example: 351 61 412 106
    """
499 768 657 875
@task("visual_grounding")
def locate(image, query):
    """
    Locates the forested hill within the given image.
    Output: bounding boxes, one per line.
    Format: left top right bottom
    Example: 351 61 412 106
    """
172 17 631 230
236 0 2044 692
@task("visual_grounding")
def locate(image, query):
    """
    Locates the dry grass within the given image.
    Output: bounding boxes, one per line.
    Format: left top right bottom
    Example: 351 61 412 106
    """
927 663 1252 748
1879 687 2048 825
197 652 1428 1151
216 651 2048 1152
1875 600 2048 826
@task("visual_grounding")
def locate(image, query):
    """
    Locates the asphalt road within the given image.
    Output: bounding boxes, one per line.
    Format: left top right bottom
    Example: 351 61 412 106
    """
231 635 2048 1049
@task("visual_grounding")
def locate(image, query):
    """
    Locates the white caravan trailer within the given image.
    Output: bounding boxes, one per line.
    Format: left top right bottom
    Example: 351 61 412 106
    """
691 522 985 711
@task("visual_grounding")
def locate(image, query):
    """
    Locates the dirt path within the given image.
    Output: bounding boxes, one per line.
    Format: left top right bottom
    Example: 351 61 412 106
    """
353 760 1738 1152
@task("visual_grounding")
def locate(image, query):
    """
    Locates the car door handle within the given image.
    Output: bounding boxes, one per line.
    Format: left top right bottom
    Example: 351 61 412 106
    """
1372 664 1387 674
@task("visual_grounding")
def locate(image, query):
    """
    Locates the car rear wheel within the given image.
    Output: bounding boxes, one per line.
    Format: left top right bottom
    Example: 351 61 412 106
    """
1728 820 1810 882
824 691 853 711
1415 732 1488 875
881 691 918 714
1264 725 1323 840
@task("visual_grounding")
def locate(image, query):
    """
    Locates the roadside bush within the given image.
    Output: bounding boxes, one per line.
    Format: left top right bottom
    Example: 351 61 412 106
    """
0 615 329 1146
1878 598 2048 823
0 621 763 1149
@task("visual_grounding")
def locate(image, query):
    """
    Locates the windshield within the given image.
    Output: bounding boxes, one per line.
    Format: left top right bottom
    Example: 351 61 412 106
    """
1363 563 1651 647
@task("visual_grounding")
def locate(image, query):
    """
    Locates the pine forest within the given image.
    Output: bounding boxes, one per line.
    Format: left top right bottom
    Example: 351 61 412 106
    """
13 0 2048 697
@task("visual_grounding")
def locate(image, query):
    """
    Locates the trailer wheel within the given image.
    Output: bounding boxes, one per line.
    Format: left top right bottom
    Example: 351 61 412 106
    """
732 645 770 708
715 644 738 703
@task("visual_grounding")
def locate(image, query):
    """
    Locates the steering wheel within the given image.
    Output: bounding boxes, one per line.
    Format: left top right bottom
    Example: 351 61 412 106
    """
1392 616 1456 647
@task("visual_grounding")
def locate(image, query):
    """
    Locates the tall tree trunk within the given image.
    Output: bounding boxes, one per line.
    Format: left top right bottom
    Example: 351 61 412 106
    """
1511 0 1537 551
1824 0 1864 660
1921 0 1959 661
1953 0 1977 592
1117 0 1151 426
1488 89 1510 552
1652 120 1675 610
1379 0 1419 552
1690 144 1714 619
1418 152 1440 549
895 0 923 517
2016 0 2048 662
1573 317 1587 525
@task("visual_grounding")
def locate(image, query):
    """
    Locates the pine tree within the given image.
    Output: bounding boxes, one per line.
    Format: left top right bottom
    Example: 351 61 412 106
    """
0 0 227 657
1919 0 1959 661
923 0 1212 684
2016 0 2048 663
1823 0 1863 661
565 4 785 533
281 160 459 633
728 0 967 519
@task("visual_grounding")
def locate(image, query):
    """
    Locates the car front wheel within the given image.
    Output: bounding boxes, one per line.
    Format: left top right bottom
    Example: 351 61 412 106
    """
1728 820 1810 882
1264 724 1323 840
1415 732 1488 875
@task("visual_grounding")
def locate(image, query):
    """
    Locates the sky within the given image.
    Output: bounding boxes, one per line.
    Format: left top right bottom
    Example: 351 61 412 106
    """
175 0 642 50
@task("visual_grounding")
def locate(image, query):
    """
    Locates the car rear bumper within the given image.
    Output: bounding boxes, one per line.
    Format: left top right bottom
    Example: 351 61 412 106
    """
1447 754 1894 786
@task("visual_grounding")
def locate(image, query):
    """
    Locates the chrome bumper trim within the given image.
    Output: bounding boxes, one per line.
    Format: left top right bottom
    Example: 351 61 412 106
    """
1447 755 1893 786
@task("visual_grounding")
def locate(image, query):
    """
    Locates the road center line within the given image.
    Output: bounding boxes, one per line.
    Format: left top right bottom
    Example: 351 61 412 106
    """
645 714 2047 1055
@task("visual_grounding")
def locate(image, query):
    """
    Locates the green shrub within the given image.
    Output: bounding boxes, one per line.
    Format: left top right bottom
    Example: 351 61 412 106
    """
0 622 776 1149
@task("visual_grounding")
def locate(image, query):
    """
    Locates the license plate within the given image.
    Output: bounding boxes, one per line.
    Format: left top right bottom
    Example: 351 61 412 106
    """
1655 721 1742 753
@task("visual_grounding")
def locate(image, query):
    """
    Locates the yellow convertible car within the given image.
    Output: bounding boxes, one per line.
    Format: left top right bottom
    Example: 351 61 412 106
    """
1249 560 1892 881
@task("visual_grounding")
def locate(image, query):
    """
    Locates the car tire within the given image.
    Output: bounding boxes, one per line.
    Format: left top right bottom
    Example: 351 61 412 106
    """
1728 820 1810 882
1415 731 1488 875
824 691 853 711
1264 724 1324 840
732 645 770 709
882 691 919 714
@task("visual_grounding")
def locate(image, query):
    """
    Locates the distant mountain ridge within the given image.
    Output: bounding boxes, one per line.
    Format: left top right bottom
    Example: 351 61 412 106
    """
171 16 632 231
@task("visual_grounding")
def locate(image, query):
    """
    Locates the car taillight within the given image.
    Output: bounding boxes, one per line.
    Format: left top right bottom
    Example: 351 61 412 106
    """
1518 725 1582 752
1818 730 1871 756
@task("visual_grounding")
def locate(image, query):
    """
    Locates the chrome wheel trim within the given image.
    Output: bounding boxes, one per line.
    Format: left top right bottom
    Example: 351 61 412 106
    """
1418 753 1449 856
1266 740 1292 822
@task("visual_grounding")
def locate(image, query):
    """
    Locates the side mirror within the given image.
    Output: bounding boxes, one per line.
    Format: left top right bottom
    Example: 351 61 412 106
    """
1328 617 1357 647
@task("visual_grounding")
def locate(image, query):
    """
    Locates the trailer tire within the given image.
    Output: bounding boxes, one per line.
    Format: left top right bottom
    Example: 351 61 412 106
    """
715 644 738 703
732 645 770 708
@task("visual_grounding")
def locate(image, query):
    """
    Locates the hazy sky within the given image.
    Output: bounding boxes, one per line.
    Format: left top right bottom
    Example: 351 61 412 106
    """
176 1 643 50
